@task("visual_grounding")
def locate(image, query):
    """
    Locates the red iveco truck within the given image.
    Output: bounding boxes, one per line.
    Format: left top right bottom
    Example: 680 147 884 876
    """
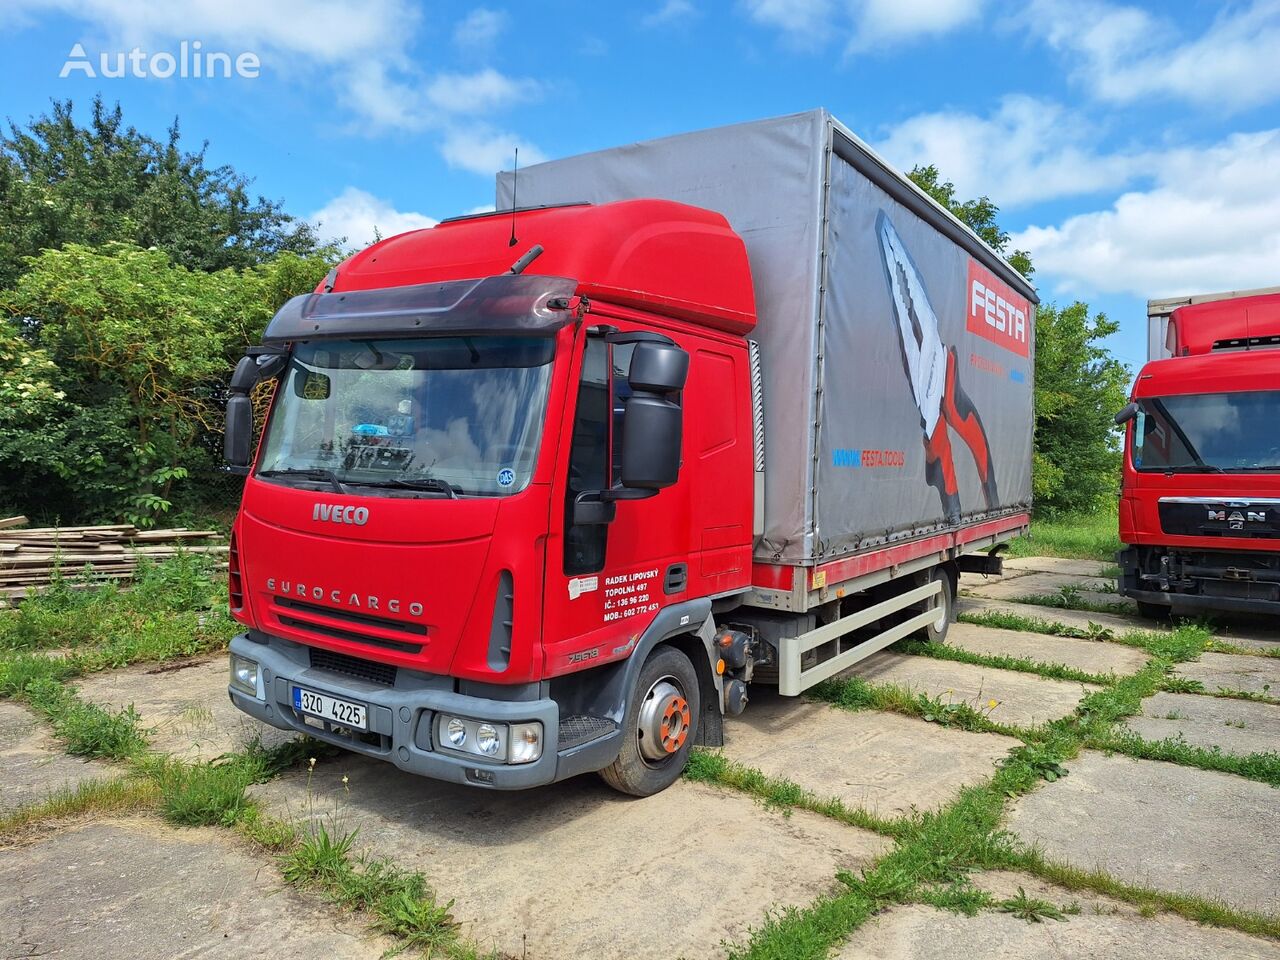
223 111 1035 795
1116 287 1280 618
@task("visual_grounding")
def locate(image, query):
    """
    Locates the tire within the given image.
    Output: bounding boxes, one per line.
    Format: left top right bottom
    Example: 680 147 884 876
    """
1136 599 1170 620
599 645 700 797
924 568 954 644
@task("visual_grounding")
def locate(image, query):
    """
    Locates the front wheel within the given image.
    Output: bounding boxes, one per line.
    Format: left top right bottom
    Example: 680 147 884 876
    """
599 646 700 797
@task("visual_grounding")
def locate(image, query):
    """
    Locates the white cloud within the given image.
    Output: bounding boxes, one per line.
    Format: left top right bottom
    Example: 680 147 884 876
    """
441 127 548 177
740 0 982 50
874 95 1148 207
1027 0 1280 110
309 187 437 250
10 0 546 154
426 69 539 114
1012 130 1280 297
643 0 697 27
453 8 505 50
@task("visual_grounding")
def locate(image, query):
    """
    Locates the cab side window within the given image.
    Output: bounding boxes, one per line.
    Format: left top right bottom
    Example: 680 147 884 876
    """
564 338 610 574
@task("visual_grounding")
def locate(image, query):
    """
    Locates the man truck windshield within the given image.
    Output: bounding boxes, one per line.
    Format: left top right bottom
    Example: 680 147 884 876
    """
1133 390 1280 473
257 336 556 496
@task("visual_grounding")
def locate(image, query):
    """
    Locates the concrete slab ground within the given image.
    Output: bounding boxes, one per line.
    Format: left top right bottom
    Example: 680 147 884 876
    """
956 597 1155 638
963 571 1128 608
846 652 1100 729
75 657 294 759
1003 557 1115 578
0 701 113 812
1006 751 1280 915
946 622 1149 677
839 871 1280 959
1124 691 1280 757
723 692 1018 817
0 817 390 959
253 756 889 960
1177 651 1280 697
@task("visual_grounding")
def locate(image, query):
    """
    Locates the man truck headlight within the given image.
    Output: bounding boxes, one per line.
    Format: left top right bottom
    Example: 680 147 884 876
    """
435 716 543 764
229 654 262 698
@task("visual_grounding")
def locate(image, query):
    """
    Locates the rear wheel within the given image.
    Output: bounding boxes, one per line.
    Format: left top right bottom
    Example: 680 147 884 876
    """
599 646 700 797
924 568 955 644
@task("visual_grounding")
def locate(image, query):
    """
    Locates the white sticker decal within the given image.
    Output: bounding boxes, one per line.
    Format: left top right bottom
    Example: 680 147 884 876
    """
568 576 598 600
496 468 515 487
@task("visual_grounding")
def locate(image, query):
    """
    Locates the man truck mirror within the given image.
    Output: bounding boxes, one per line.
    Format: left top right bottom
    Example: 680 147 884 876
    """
1114 402 1139 426
224 394 253 467
619 341 688 491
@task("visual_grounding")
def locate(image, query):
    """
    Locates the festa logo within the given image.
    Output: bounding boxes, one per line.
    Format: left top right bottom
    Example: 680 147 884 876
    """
966 261 1030 358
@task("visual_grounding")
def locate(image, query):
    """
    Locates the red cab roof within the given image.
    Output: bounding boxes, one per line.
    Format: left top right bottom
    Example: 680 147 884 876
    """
1170 292 1280 355
1134 349 1279 398
330 199 757 335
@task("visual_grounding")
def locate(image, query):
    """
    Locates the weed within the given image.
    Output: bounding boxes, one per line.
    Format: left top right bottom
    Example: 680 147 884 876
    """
1001 743 1069 784
1006 512 1121 563
21 677 148 761
956 610 1115 642
1160 677 1204 694
917 880 992 916
1020 590 1134 617
900 637 1116 687
997 886 1068 922
282 821 358 887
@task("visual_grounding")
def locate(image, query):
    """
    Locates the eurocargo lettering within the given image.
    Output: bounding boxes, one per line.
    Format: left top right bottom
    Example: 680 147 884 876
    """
222 111 1035 796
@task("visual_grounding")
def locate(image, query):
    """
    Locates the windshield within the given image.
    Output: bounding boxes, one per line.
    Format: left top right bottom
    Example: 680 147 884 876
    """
257 337 556 496
1133 390 1280 473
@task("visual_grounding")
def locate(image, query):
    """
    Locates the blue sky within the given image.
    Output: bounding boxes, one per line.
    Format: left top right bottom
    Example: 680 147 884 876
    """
2 1 1279 373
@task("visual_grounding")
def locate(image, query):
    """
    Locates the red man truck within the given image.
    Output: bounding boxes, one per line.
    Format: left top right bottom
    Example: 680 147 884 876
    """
222 111 1036 795
1115 287 1280 619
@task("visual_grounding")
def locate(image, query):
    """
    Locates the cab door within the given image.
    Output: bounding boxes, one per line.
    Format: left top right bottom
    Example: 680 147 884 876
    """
541 324 693 677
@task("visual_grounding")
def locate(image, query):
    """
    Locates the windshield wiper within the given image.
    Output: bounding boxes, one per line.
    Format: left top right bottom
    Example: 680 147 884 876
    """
363 477 460 499
258 468 350 494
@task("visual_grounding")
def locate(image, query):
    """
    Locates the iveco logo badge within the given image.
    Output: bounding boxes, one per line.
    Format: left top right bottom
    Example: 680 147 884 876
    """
313 503 369 525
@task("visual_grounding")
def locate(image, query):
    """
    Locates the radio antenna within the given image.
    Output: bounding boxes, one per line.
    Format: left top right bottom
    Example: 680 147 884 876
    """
507 147 519 247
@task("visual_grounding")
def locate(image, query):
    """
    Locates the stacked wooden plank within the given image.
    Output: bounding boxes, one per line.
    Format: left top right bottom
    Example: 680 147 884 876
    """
0 516 226 602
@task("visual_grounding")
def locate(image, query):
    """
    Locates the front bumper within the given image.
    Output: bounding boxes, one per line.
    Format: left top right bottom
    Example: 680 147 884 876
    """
228 632 620 789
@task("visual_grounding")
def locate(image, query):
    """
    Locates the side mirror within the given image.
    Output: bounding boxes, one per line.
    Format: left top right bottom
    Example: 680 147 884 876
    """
573 493 617 526
618 341 689 491
1114 402 1139 426
294 371 331 399
225 394 253 467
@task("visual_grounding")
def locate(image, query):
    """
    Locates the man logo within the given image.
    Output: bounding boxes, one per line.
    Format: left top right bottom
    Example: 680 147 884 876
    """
313 503 369 525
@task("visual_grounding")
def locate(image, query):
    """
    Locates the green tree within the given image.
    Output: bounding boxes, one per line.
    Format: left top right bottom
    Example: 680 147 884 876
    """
0 97 326 289
908 164 1130 516
2 244 331 523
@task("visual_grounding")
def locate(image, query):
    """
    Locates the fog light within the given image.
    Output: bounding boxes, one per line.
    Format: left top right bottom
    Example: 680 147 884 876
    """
477 723 501 756
229 654 261 698
446 717 467 747
508 722 543 764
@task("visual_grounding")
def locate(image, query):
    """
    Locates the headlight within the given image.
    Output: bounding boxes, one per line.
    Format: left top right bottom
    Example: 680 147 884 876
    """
476 723 501 756
446 717 467 747
229 654 261 698
508 722 543 764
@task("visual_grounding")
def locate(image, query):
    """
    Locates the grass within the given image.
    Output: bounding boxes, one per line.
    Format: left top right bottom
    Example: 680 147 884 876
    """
900 636 1116 687
0 775 159 838
958 609 1116 640
808 673 1025 738
719 623 1280 957
1006 511 1121 563
20 676 149 761
1018 588 1135 617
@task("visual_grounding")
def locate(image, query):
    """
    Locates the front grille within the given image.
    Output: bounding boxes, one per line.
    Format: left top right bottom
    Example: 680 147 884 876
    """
274 595 425 654
309 647 398 686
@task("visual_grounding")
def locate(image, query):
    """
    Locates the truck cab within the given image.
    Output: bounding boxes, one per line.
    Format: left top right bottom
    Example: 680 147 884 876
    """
225 200 756 795
1117 292 1280 617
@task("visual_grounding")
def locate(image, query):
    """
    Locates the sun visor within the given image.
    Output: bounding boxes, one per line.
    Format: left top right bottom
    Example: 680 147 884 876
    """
262 274 579 344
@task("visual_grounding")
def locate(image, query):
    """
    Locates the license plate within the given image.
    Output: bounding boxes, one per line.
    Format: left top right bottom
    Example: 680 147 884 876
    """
292 686 367 731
